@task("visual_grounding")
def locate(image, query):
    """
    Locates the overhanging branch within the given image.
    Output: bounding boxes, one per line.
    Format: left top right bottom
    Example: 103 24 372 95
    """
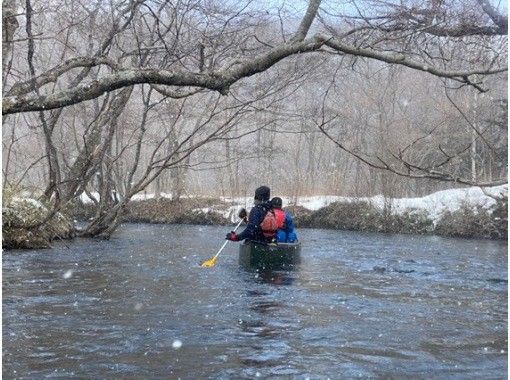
2 38 324 115
320 35 507 80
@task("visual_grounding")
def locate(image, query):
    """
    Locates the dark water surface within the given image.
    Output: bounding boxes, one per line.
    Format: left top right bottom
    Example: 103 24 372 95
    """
3 224 507 379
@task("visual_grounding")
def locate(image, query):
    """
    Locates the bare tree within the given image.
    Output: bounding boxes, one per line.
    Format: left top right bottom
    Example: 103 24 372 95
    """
3 0 506 115
2 0 507 240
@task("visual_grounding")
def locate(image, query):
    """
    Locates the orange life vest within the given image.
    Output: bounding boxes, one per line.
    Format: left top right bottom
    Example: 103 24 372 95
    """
260 209 278 239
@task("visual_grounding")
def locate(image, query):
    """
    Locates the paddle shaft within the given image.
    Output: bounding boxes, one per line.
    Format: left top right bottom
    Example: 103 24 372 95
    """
212 218 244 260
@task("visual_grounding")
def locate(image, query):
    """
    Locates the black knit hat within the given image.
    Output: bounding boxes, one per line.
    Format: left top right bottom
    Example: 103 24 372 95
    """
254 185 270 201
271 197 282 208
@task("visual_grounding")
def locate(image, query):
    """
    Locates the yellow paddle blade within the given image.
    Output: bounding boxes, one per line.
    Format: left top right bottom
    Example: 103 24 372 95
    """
200 256 218 268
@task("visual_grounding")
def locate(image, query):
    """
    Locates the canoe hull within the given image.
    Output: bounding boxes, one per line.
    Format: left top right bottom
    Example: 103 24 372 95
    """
239 242 301 269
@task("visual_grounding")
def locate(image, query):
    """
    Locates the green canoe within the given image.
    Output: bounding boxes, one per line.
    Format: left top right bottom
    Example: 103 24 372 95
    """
239 241 301 269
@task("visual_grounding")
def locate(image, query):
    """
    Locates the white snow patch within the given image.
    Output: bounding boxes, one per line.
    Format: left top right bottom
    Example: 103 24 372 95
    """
78 184 507 224
224 184 507 223
79 192 99 204
79 191 202 204
131 192 173 201
191 206 242 222
11 197 46 210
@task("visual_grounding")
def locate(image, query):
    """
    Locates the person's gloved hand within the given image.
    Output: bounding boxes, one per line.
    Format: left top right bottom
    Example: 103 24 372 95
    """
238 208 247 221
226 231 238 241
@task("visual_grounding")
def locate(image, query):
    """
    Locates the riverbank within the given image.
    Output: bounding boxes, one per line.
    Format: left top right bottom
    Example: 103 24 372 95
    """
3 185 507 249
97 185 508 239
112 194 506 240
2 197 74 249
112 185 508 239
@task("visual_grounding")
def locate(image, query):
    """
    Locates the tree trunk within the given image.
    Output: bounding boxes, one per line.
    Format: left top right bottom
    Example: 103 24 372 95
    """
2 0 18 72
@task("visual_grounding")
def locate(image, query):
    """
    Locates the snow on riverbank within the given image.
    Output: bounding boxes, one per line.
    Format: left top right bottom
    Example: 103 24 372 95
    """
223 185 508 223
80 185 507 223
375 185 507 221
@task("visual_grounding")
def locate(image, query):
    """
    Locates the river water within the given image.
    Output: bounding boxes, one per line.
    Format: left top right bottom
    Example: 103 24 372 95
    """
3 224 507 379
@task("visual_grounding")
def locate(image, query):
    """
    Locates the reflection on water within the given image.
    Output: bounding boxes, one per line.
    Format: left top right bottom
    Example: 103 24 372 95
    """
252 268 296 286
3 224 508 378
236 267 298 375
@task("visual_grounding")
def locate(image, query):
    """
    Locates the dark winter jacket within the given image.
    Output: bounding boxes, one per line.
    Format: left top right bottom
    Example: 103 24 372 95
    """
236 201 273 242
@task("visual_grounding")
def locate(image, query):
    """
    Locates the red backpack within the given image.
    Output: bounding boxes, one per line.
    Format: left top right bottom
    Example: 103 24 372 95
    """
260 209 278 239
273 208 286 229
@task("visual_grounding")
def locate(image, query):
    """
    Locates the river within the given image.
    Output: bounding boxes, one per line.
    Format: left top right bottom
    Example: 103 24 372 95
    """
3 224 507 378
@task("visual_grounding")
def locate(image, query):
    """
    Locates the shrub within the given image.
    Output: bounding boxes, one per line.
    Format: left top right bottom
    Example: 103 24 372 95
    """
383 208 434 234
286 205 313 227
294 200 434 235
435 197 508 239
123 198 230 224
174 210 229 225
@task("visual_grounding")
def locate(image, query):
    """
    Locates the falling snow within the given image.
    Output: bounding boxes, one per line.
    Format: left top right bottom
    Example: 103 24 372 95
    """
63 270 73 279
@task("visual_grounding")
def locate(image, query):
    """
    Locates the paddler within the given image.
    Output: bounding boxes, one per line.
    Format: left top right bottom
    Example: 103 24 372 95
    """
225 186 277 243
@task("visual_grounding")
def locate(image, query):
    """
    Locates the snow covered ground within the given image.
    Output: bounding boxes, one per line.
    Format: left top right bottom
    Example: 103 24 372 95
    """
79 185 507 224
222 185 508 223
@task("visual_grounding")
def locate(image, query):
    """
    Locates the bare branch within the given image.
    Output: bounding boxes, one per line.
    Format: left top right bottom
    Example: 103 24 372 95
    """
320 35 506 81
150 85 203 99
290 0 321 42
477 0 508 30
318 120 506 187
2 38 324 115
7 56 120 96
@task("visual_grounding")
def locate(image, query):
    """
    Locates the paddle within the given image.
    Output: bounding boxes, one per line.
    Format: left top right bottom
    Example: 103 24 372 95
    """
200 218 244 268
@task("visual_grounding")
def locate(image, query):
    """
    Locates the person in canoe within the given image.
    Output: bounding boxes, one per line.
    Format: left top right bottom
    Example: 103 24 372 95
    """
226 185 278 243
271 197 298 243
